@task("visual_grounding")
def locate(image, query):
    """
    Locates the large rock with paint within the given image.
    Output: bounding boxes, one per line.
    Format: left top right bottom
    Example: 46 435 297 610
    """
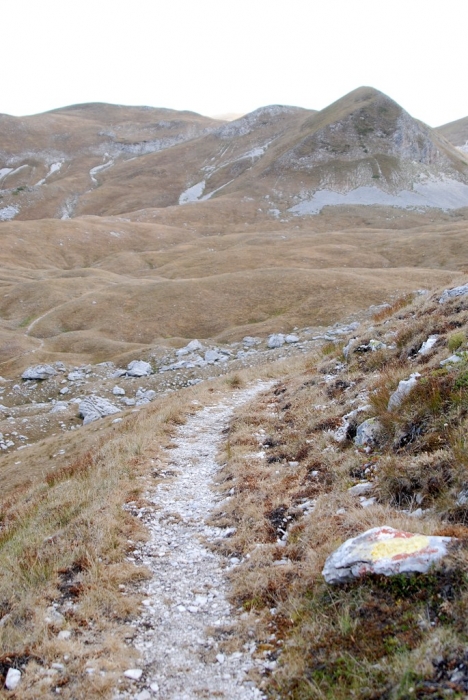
322 526 453 584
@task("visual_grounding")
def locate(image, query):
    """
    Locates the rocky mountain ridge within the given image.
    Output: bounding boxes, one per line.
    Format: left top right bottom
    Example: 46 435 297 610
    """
2 87 468 223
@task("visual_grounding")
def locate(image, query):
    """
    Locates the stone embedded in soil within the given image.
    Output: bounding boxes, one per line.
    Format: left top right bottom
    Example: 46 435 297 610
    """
418 335 438 355
387 373 420 411
126 360 152 377
21 364 57 380
439 283 468 303
5 668 21 690
348 481 373 496
267 333 285 348
124 668 143 680
78 395 120 424
322 526 453 584
354 417 382 447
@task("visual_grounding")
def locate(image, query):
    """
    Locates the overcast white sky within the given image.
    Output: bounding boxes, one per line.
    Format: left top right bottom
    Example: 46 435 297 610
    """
3 0 467 126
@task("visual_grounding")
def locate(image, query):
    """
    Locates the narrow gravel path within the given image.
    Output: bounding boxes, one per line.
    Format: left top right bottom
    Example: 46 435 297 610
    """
118 382 271 700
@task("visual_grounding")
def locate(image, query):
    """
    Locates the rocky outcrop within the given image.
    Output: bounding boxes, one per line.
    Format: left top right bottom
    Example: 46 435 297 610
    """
78 396 120 424
323 526 453 584
126 360 152 377
439 283 468 303
267 334 285 349
22 364 57 380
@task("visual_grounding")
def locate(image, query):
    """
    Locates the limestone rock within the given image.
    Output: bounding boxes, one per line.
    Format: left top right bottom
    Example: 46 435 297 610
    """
68 370 85 381
354 417 382 447
5 668 21 690
22 364 57 381
79 396 120 424
285 334 300 343
124 669 143 681
242 336 261 347
267 334 285 349
176 339 203 356
439 283 468 304
348 481 373 496
50 401 69 413
136 388 156 405
127 360 152 377
205 349 223 363
440 354 463 366
121 397 136 406
388 373 420 410
418 335 438 355
111 369 127 378
369 339 387 351
113 386 126 396
332 405 371 443
323 526 453 583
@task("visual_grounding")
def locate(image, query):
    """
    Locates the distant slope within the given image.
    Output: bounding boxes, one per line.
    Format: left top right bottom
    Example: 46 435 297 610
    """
0 103 221 221
73 87 468 219
229 87 468 214
437 115 468 152
2 90 468 222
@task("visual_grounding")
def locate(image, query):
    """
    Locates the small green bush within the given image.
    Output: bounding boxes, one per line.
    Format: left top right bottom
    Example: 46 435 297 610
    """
448 331 466 352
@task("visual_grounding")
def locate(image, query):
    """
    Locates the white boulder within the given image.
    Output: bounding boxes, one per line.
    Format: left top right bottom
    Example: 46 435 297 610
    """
5 668 21 690
205 349 223 363
68 370 85 381
267 334 285 349
285 334 300 343
440 354 463 366
126 360 152 377
79 396 120 424
177 339 203 355
242 336 261 347
418 335 438 355
354 417 382 447
136 388 156 404
121 397 136 406
322 526 453 584
388 373 421 411
124 669 143 681
22 364 57 380
112 386 126 396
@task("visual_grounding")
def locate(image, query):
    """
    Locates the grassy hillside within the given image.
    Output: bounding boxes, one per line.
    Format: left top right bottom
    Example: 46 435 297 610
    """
2 280 468 697
214 282 468 698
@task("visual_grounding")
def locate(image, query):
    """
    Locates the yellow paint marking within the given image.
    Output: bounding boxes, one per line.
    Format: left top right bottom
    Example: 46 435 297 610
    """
371 535 429 561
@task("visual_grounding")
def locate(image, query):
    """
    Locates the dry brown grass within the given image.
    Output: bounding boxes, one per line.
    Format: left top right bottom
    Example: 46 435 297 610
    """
1 208 467 373
208 284 468 698
0 379 232 698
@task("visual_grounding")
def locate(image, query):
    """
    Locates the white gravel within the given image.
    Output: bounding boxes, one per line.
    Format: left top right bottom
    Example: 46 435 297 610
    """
118 382 272 699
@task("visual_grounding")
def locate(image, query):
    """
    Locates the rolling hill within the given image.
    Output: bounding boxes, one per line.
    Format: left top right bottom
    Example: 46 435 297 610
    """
0 87 468 373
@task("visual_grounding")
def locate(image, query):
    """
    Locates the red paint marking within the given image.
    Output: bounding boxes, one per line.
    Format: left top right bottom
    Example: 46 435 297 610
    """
377 528 413 539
